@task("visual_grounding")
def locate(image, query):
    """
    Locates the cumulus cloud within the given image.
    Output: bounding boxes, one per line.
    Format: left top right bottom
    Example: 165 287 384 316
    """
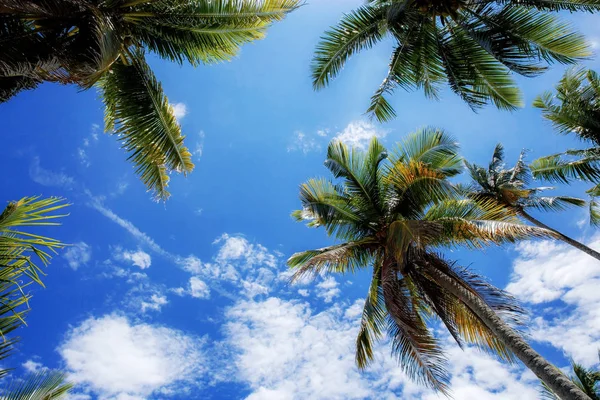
22 359 45 373
171 102 187 120
507 236 600 366
316 276 340 303
63 242 92 270
59 315 205 399
140 294 168 313
29 157 75 189
118 249 152 269
223 297 539 399
172 277 210 300
333 120 389 150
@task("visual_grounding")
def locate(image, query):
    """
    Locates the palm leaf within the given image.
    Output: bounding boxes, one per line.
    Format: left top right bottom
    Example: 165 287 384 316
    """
1 370 72 400
311 4 386 89
98 53 194 201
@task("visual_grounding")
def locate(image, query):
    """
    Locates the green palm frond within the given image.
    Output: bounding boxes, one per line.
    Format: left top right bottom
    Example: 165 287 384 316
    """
313 0 590 120
0 197 68 376
311 4 386 89
530 154 600 184
287 239 376 281
1 370 73 400
356 262 387 369
99 53 193 201
383 273 450 394
128 0 300 65
1 0 299 200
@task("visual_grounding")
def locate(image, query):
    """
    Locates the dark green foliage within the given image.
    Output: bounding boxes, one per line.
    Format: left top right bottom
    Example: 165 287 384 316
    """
312 0 594 122
0 0 299 199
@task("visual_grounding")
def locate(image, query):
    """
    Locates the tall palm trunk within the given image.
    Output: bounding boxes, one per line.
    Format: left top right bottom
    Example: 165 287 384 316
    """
518 210 600 262
424 263 591 400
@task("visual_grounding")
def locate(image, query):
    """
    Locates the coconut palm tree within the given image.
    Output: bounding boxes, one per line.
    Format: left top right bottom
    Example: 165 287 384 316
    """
0 196 73 398
532 68 600 225
464 143 600 260
311 0 594 122
0 0 299 200
542 353 600 399
288 129 589 399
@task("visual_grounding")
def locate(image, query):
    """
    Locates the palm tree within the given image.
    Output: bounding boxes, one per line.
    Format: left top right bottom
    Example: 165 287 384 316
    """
532 68 600 225
464 143 600 260
288 129 589 399
542 353 600 399
0 0 299 200
311 0 594 123
0 196 73 398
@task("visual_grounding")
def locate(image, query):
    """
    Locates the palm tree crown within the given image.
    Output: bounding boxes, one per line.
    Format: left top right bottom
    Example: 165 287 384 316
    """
311 0 594 122
288 128 557 394
465 143 600 261
532 68 600 224
465 143 585 217
0 0 299 200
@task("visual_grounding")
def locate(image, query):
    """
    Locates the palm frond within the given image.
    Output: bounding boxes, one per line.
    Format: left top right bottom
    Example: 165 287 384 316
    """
98 53 194 201
530 154 600 184
356 260 387 369
382 271 450 394
2 370 72 400
311 5 386 89
0 197 68 375
287 238 376 282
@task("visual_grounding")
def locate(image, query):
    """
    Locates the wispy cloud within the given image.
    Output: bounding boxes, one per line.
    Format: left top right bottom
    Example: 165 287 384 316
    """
29 157 75 189
287 130 322 154
86 191 168 258
63 242 92 270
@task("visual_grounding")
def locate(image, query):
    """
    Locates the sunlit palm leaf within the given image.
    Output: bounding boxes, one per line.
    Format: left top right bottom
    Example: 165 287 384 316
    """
1 370 72 400
99 53 193 201
0 197 68 376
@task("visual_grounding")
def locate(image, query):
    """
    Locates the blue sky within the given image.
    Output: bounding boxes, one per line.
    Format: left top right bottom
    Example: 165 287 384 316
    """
2 1 600 399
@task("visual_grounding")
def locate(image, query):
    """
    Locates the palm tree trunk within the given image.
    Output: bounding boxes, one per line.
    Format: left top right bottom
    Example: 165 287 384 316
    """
518 210 600 262
424 263 591 400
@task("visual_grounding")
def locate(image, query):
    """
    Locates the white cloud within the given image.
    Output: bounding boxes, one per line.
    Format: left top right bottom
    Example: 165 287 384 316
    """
316 276 340 303
506 236 600 366
22 359 45 373
297 289 309 297
59 315 205 399
140 294 168 313
287 131 321 154
223 297 539 399
333 120 388 150
189 277 210 299
63 242 92 270
171 102 187 120
119 249 152 269
29 157 75 189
